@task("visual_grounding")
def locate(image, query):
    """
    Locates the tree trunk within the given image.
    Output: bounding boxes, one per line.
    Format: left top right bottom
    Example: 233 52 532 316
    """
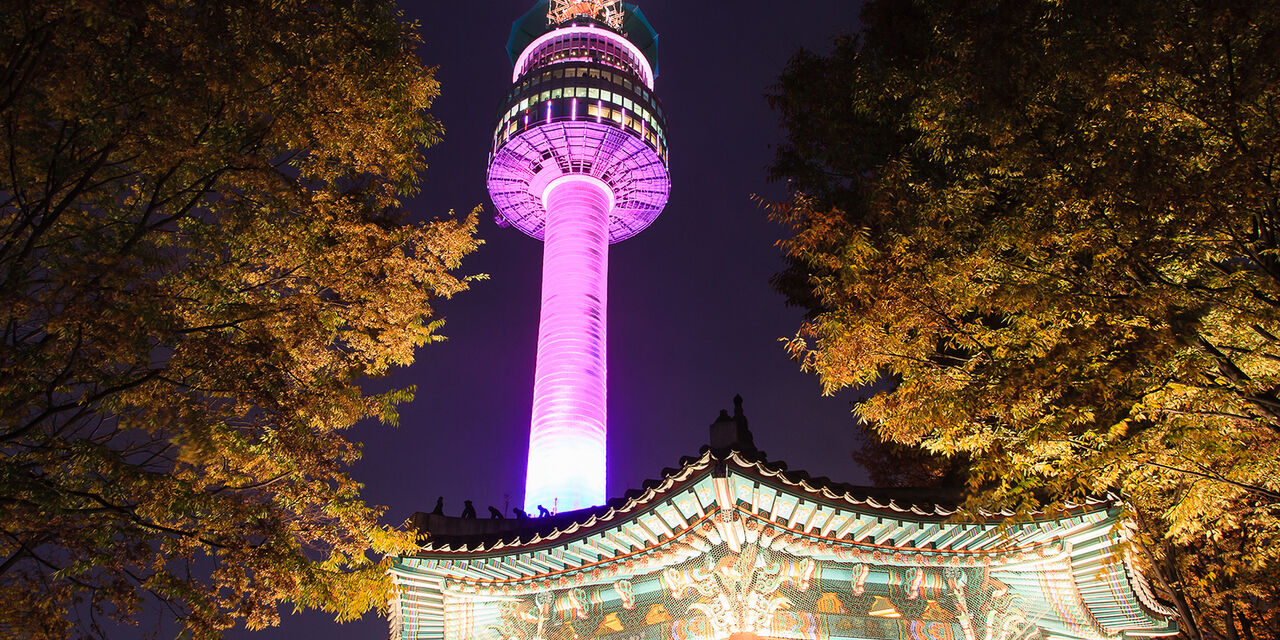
1225 600 1241 640
1125 502 1205 640
1238 608 1257 640
1127 503 1204 640
0 548 26 577
1160 547 1206 640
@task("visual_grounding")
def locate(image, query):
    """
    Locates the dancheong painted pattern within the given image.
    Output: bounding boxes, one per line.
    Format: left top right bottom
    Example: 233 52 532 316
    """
390 448 1178 640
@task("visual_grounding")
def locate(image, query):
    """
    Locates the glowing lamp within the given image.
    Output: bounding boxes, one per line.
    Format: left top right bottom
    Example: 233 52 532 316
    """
594 613 624 634
921 599 953 621
868 596 902 618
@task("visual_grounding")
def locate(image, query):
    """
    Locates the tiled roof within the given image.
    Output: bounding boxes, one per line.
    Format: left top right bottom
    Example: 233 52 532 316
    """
390 443 1177 640
409 445 1114 552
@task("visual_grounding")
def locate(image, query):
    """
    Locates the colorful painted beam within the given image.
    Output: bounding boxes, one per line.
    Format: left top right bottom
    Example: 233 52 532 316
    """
390 449 1177 640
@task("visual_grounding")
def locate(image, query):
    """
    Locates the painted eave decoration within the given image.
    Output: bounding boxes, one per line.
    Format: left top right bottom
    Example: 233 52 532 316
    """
390 448 1179 640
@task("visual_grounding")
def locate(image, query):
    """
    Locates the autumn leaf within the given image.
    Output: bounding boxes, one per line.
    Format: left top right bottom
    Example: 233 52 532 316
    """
0 1 480 637
767 0 1280 636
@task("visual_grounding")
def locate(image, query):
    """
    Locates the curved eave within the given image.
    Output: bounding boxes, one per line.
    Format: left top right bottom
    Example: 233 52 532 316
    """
410 447 1123 556
397 456 1127 591
418 450 713 554
391 448 1177 639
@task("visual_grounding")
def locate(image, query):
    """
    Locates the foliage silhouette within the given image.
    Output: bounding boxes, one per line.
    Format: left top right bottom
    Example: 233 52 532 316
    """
767 0 1280 636
0 0 481 637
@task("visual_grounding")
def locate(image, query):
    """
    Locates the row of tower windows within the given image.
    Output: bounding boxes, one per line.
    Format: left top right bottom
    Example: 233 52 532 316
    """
504 86 662 139
493 96 668 163
506 64 665 121
536 48 632 80
517 32 648 84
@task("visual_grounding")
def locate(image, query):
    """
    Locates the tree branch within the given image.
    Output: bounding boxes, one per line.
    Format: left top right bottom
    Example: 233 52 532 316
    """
0 368 162 443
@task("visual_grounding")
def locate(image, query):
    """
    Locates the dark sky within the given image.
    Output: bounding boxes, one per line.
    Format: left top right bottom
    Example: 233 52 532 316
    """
227 1 864 638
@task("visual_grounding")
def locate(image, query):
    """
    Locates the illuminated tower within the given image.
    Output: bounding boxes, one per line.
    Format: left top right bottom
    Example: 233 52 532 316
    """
487 1 670 512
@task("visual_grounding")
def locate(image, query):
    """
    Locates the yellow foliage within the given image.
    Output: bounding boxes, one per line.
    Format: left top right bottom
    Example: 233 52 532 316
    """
0 1 479 638
767 0 1280 634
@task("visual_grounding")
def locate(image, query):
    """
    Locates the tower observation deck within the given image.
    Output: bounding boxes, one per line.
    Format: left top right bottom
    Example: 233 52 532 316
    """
487 1 670 513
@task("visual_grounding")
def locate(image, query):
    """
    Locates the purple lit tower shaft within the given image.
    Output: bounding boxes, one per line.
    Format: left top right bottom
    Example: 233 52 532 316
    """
527 177 611 511
487 3 670 513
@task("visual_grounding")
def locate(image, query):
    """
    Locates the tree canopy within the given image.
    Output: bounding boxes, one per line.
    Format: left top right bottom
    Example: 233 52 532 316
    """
767 0 1280 636
0 0 479 637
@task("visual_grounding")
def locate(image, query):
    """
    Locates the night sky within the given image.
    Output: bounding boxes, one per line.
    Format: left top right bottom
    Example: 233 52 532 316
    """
227 1 865 637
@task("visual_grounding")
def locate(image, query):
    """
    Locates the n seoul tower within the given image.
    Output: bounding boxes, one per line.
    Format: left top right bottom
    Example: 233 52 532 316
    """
487 0 670 513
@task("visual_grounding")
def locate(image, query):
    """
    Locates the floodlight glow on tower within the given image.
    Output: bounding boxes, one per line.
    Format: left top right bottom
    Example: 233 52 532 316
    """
488 0 670 513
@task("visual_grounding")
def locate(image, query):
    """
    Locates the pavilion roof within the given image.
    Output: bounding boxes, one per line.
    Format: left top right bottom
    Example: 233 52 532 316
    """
407 444 1115 555
391 445 1177 640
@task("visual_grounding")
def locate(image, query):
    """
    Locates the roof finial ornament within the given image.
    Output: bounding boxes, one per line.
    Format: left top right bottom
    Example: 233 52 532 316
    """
710 394 757 453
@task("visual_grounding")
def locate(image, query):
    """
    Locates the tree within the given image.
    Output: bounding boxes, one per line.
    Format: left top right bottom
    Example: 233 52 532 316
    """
0 0 480 637
766 0 1280 636
850 425 970 490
